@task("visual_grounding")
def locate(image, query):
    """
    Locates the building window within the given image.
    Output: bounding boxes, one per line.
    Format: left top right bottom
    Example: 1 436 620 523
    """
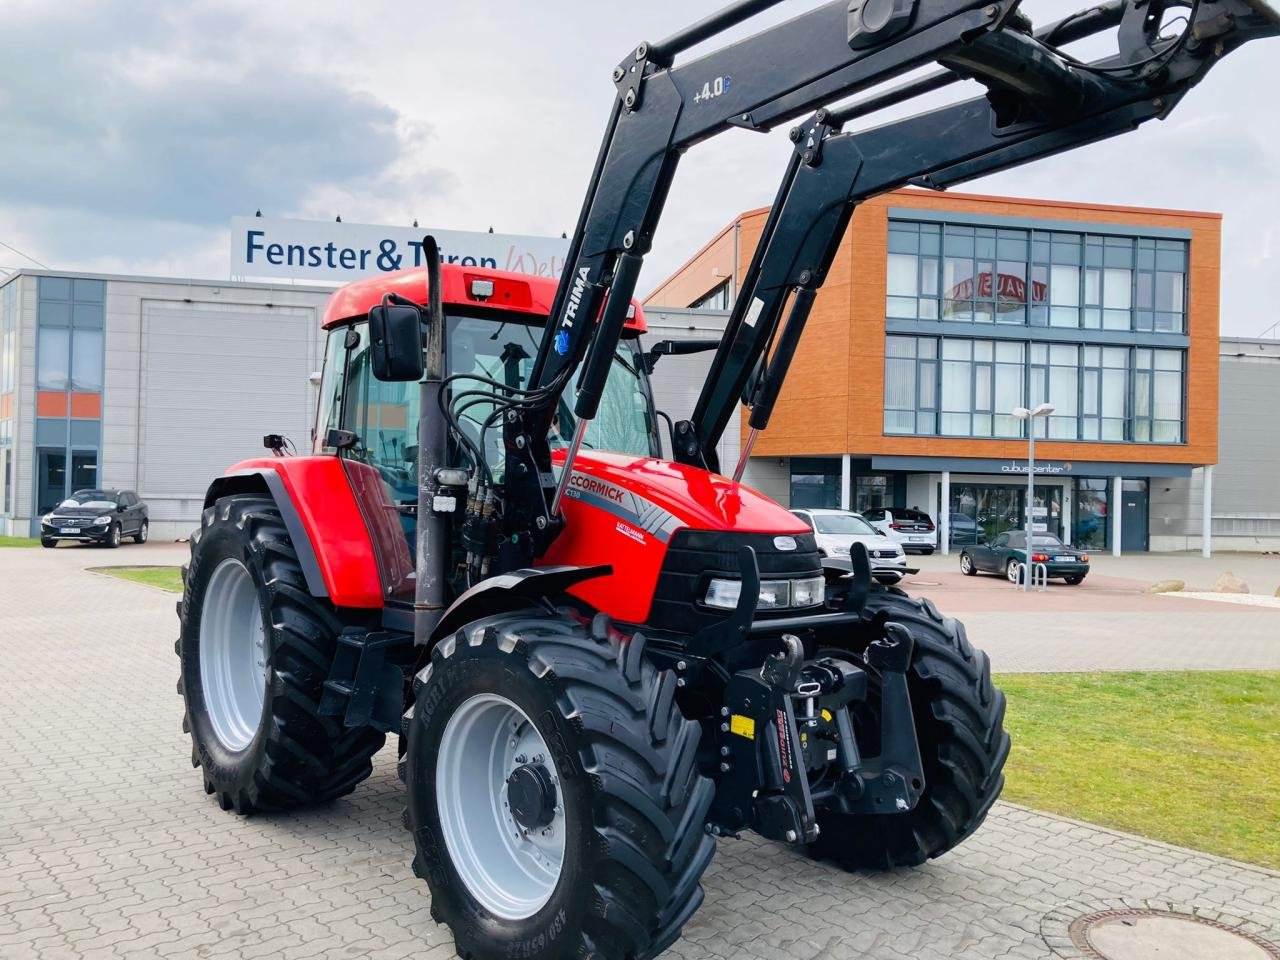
884 335 937 435
888 219 1187 333
853 475 890 512
789 457 841 508
883 335 1184 443
689 281 730 311
71 330 104 392
38 327 71 390
1133 348 1184 443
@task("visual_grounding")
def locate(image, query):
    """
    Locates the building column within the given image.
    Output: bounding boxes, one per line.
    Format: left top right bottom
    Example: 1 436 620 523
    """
840 454 851 512
1202 465 1214 558
1111 475 1122 557
940 471 951 557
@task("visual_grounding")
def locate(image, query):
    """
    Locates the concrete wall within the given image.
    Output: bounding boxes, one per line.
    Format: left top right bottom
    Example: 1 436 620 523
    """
101 278 331 540
1209 340 1280 551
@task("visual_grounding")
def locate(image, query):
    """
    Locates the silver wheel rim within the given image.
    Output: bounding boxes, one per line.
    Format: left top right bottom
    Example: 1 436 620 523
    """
960 554 971 574
1007 560 1021 583
436 693 566 920
140 523 148 542
111 526 120 546
199 558 267 752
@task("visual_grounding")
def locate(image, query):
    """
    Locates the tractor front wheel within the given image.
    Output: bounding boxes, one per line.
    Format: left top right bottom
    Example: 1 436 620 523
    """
176 495 385 813
810 588 1009 868
401 610 715 960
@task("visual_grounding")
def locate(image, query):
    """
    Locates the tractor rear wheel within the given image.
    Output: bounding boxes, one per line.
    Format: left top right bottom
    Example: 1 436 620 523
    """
401 610 715 960
176 494 385 813
810 588 1009 868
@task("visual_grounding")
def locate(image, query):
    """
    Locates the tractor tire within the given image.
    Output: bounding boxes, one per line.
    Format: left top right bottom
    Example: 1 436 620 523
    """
401 609 715 960
176 494 385 813
809 588 1009 869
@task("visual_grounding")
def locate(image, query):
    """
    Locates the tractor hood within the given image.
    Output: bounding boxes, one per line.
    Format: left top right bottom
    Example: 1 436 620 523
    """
541 451 813 626
553 450 809 536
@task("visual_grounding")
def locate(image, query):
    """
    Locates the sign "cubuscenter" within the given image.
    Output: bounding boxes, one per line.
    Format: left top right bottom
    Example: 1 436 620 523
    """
230 217 569 283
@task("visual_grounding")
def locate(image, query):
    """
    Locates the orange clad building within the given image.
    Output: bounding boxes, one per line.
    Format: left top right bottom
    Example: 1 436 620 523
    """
647 189 1222 554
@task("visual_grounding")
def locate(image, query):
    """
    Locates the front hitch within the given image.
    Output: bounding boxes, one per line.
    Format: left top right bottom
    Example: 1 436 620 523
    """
831 621 926 815
710 633 821 844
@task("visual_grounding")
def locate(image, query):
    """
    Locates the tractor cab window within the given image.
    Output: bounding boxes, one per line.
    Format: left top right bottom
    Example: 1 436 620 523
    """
445 313 658 477
339 328 421 505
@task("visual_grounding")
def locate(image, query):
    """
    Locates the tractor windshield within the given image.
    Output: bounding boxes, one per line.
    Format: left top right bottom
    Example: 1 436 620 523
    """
314 311 658 481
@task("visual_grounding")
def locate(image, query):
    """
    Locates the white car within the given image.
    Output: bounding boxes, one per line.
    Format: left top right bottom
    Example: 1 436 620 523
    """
790 508 908 584
861 507 937 554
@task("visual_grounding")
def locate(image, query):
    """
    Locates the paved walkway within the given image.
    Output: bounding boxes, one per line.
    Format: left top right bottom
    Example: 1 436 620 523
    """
900 553 1280 673
2 544 1278 960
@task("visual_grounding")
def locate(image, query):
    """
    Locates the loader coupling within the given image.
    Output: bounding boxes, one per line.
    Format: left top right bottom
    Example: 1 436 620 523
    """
708 622 925 842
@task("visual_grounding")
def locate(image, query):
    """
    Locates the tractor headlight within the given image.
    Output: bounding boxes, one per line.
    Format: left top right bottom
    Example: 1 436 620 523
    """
704 575 824 611
789 576 824 608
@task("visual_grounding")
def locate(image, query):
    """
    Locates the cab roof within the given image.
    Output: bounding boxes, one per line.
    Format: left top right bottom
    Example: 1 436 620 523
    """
322 263 647 333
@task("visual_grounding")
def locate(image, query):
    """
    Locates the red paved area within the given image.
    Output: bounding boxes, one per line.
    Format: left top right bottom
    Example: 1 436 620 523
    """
898 565 1268 615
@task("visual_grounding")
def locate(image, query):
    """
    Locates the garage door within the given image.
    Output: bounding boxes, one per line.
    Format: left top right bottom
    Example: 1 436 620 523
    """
140 304 318 499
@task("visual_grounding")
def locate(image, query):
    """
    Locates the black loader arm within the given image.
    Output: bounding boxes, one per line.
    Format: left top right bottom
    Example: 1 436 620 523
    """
519 0 1275 510
679 0 1279 472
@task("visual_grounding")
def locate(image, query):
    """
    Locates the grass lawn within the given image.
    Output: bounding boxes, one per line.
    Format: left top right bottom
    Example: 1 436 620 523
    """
96 565 184 593
999 670 1280 869
0 535 39 548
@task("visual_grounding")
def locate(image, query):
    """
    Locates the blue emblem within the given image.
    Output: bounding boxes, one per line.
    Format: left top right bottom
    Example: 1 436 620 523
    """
554 329 570 355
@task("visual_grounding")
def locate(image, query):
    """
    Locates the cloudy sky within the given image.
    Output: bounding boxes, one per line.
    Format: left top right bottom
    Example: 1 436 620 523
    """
1 0 1275 335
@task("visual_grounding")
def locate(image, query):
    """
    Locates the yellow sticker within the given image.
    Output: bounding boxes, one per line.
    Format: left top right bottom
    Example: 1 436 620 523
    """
821 709 833 723
730 714 755 739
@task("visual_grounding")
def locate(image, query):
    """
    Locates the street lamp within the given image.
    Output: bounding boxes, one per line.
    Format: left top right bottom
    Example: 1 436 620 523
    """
1011 403 1054 591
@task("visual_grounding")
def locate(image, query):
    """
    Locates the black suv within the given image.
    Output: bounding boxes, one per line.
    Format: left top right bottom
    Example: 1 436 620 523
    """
40 489 149 548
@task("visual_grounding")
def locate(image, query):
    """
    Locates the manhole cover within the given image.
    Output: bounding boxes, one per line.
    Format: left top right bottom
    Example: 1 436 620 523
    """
1069 909 1280 960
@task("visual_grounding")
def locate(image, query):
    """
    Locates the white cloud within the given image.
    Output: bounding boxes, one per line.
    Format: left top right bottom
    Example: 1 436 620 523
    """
1 0 1275 335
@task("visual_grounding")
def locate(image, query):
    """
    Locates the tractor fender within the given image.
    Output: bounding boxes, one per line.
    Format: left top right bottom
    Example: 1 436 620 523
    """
203 457 384 608
429 565 612 645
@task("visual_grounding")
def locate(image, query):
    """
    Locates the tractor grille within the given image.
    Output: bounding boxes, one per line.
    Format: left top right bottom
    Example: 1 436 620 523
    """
646 529 822 634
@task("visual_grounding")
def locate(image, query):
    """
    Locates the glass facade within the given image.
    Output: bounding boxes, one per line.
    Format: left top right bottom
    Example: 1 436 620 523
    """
887 220 1188 333
884 335 1184 443
1074 478 1110 550
944 482 1065 545
1 281 15 517
789 457 841 508
32 278 105 528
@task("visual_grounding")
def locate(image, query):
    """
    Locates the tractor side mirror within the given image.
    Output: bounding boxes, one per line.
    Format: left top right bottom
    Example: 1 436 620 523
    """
369 302 425 382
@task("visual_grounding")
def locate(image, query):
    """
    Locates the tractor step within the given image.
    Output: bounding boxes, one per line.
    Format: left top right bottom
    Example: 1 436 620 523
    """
318 628 413 733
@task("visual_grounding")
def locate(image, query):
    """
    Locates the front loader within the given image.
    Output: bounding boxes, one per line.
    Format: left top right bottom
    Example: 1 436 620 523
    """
176 0 1278 957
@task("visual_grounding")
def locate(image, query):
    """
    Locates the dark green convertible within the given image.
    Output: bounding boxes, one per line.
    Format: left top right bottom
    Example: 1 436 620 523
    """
959 530 1090 585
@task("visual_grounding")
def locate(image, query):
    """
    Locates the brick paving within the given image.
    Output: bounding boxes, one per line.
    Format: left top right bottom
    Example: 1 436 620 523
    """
2 544 1279 960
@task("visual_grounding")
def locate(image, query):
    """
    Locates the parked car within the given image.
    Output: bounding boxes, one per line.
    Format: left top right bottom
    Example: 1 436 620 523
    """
790 508 908 584
959 530 1089 585
40 489 149 548
862 507 936 554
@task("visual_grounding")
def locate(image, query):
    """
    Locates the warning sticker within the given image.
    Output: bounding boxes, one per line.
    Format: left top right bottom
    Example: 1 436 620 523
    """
730 714 755 739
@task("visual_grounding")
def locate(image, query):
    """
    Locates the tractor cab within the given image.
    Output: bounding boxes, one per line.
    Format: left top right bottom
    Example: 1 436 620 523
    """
309 264 660 598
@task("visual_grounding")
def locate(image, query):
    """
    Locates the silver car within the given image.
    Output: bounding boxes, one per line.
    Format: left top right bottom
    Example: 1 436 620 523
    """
790 508 908 585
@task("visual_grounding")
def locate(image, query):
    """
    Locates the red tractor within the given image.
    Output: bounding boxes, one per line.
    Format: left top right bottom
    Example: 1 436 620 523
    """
177 1 1276 957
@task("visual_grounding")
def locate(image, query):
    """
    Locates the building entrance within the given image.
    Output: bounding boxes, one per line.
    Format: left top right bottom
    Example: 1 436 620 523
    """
943 481 1065 546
